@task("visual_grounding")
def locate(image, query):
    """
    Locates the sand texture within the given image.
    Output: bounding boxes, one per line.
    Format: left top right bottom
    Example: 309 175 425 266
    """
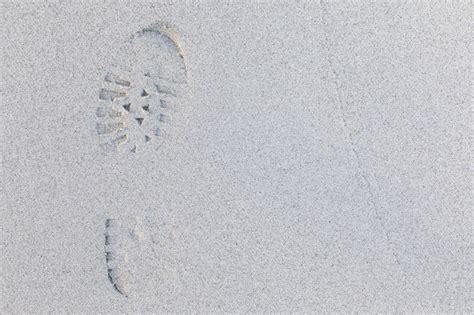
2 1 472 313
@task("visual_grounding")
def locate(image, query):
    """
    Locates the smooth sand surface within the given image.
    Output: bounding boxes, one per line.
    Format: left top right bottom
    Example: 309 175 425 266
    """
2 1 472 313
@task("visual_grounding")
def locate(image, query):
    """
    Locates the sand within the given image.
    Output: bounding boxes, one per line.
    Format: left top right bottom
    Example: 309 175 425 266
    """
2 0 472 313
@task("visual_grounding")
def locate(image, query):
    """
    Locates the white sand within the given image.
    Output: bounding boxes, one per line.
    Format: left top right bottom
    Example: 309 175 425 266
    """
2 1 472 313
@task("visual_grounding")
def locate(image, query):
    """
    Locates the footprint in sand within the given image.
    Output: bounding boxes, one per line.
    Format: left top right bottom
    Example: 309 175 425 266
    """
96 22 188 154
104 215 179 299
98 22 187 299
104 218 142 297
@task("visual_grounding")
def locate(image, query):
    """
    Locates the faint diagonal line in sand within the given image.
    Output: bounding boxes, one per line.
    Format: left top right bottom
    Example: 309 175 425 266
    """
319 0 403 267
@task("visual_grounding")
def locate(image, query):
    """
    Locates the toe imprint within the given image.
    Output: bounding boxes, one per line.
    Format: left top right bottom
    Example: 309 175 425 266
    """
96 22 188 154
